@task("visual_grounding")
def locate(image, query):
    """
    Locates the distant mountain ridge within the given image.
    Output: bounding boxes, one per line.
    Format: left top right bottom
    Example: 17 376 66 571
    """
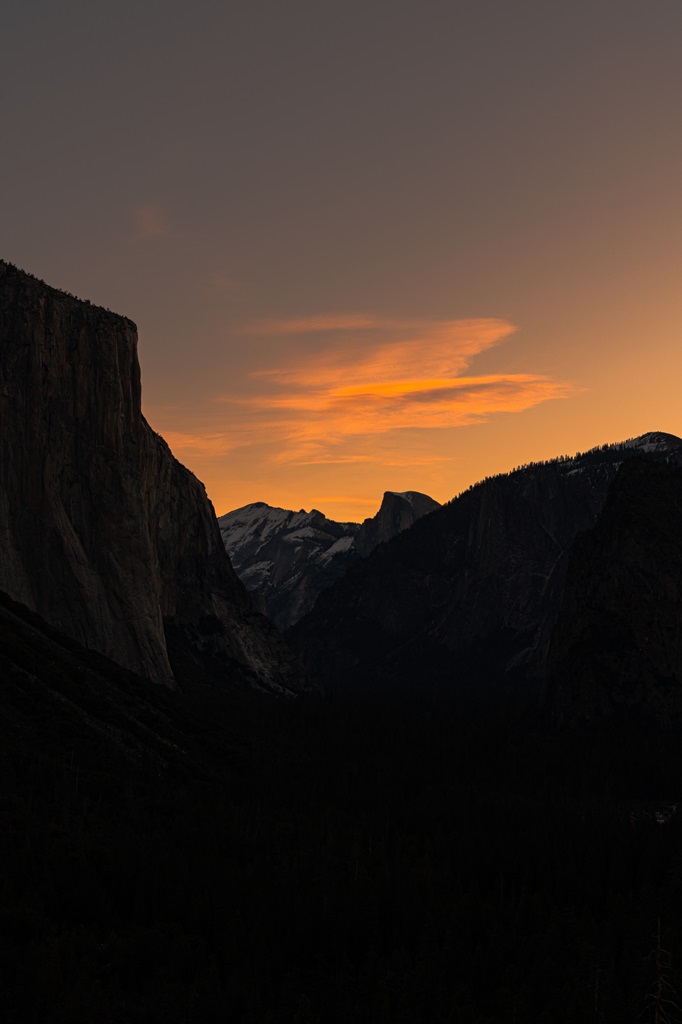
219 490 440 629
288 432 682 708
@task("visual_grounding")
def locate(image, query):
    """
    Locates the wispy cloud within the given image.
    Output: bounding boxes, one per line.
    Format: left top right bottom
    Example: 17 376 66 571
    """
203 271 244 295
244 313 386 335
132 202 174 240
217 314 577 465
160 430 238 458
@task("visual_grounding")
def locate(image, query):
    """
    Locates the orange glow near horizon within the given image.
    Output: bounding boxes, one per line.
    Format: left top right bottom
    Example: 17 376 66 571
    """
157 313 581 522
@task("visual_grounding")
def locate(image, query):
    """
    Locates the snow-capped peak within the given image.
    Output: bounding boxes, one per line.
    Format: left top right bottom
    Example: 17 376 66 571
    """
620 432 682 454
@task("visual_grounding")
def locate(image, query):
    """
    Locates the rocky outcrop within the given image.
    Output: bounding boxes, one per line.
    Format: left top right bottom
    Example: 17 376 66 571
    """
288 434 682 698
219 503 359 630
354 491 440 557
548 458 682 727
219 491 440 630
0 261 308 693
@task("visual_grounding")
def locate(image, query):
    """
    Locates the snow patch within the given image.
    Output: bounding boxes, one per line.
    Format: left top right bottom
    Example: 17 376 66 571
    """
317 534 356 564
282 526 322 542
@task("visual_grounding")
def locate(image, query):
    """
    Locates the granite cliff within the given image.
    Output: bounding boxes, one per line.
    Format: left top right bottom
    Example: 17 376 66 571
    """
355 490 440 557
548 458 682 727
0 261 306 693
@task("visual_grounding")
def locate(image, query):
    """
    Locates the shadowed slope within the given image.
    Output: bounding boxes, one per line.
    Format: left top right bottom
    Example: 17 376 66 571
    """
289 434 682 701
549 458 682 727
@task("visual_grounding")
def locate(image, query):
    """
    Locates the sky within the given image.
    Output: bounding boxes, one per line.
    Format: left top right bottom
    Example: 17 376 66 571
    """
3 0 682 522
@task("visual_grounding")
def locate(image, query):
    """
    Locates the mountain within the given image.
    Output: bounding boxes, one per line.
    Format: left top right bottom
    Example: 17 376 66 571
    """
218 503 360 630
354 490 441 557
0 261 308 694
288 433 682 701
219 490 440 629
548 457 682 728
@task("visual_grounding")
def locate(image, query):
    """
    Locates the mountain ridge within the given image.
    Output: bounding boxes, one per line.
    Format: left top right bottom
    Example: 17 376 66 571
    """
219 489 440 629
288 431 682 704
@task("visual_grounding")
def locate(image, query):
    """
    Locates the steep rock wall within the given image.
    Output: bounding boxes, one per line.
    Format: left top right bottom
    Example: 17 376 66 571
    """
548 459 682 727
0 262 306 692
354 491 440 557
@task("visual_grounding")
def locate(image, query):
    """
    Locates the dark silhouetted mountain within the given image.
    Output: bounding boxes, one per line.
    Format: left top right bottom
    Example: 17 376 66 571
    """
0 261 308 694
288 433 682 701
354 489 441 557
219 490 440 629
548 457 682 728
0 587 204 777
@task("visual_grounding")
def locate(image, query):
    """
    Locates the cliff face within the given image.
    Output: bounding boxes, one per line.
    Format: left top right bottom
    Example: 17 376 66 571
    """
0 262 307 693
288 435 682 698
354 491 440 557
548 459 682 727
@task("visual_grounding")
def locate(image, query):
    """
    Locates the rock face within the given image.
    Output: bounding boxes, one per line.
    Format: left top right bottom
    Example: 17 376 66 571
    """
0 261 307 693
219 491 440 630
288 434 682 699
219 504 359 630
548 458 682 728
354 490 440 558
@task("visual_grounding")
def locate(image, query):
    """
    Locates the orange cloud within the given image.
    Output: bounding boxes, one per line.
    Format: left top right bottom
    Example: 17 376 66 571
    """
245 313 383 335
203 271 244 294
160 431 239 458
216 315 578 465
133 202 173 240
250 316 516 385
316 495 384 514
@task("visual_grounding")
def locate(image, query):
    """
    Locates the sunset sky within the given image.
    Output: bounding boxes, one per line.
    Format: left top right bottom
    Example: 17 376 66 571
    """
3 0 682 521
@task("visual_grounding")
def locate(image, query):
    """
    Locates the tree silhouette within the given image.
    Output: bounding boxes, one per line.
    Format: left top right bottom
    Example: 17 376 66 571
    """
642 919 680 1024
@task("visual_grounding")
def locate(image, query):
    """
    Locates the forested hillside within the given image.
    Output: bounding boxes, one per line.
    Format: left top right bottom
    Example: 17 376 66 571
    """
2 591 681 1022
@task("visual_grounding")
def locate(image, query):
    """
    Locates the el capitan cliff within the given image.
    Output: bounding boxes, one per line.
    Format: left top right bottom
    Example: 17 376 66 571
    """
0 261 306 693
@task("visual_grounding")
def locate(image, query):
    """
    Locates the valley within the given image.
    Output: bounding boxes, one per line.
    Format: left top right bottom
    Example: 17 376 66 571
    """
2 264 682 1022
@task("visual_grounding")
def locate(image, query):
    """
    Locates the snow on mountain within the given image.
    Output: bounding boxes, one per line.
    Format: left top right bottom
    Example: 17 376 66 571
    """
219 503 360 629
619 431 682 454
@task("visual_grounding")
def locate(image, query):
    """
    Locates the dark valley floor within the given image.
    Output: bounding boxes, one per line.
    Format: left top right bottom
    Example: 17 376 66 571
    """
2 591 682 1023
